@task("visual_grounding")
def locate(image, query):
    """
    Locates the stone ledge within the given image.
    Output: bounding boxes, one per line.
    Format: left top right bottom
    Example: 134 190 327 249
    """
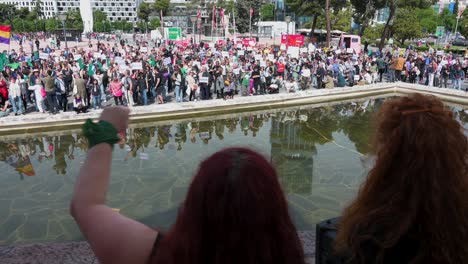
0 231 315 264
4 83 466 135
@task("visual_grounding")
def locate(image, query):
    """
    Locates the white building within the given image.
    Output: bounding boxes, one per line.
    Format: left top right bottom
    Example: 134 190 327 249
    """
0 0 142 23
1 0 58 19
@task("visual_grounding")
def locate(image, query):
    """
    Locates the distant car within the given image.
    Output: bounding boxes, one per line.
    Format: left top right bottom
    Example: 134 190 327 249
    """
452 38 468 47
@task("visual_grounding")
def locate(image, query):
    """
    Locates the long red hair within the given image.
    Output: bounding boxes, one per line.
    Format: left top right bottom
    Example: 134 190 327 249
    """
151 147 305 264
336 94 468 263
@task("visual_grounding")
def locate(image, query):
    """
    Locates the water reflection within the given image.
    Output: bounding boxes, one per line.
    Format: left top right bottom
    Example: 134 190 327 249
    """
1 98 468 245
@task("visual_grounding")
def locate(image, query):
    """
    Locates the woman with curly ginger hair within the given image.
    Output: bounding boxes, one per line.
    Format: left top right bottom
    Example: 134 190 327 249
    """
335 93 468 263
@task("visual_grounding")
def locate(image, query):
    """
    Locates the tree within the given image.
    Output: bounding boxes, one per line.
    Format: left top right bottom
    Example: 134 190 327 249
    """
260 3 275 21
235 0 263 33
459 14 468 37
66 10 84 31
33 0 43 19
349 0 436 49
138 2 152 22
45 19 60 32
391 8 422 45
0 4 17 24
93 10 107 23
440 7 457 32
363 24 384 42
153 0 170 16
111 21 133 32
286 0 347 40
416 8 438 34
148 17 161 30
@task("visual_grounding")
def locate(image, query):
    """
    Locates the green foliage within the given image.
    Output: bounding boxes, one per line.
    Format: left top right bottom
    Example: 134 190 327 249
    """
153 0 170 16
416 8 438 34
94 21 112 32
33 0 43 19
439 7 457 32
138 2 152 22
111 21 133 32
260 3 275 21
65 10 84 31
363 24 384 42
392 8 422 45
0 4 16 23
235 0 263 33
459 15 468 37
45 19 60 32
93 10 107 23
148 17 161 30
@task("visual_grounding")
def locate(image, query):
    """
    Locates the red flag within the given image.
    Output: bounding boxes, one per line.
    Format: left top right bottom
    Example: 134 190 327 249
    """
221 8 225 28
213 6 217 28
197 9 201 20
250 8 253 17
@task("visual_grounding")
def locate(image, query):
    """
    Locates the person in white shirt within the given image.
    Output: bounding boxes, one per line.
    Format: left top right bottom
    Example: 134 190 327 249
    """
28 79 45 113
363 70 373 84
284 78 298 93
300 65 311 90
8 77 24 115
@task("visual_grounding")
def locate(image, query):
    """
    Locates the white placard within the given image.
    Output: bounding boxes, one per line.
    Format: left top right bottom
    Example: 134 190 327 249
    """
335 50 342 55
436 50 444 56
254 54 262 61
238 50 245 56
354 75 360 81
100 54 107 60
233 68 240 74
287 47 300 58
199 77 209 83
268 54 274 61
208 43 215 48
346 48 354 54
39 53 49 60
119 65 129 73
260 61 267 67
140 47 148 53
280 44 286 50
74 54 82 60
300 48 308 53
249 41 256 47
93 52 101 58
163 57 172 65
131 62 143 70
247 47 253 51
222 51 229 57
237 44 242 49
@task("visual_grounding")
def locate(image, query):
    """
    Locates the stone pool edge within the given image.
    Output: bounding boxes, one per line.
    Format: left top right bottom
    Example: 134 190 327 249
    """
0 231 315 264
3 83 466 136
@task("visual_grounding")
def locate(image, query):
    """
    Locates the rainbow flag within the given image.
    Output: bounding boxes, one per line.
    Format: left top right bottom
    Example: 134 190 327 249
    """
0 25 11 45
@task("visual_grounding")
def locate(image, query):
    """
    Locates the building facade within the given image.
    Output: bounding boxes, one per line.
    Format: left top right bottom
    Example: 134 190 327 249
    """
0 0 142 23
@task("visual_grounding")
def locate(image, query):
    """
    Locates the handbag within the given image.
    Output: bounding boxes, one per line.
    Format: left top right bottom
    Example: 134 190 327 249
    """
41 86 47 98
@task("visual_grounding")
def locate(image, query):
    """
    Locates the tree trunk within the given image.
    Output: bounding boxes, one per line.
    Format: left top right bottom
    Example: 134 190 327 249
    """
378 5 396 50
311 15 318 39
325 0 331 47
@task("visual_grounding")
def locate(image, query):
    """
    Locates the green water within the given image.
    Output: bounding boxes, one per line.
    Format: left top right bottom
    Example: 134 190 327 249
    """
1 98 467 245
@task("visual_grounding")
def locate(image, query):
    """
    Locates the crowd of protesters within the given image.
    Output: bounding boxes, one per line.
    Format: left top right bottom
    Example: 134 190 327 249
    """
0 34 467 117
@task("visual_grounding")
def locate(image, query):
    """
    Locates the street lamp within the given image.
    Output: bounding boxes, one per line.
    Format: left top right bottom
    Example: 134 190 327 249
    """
58 13 68 49
190 15 197 44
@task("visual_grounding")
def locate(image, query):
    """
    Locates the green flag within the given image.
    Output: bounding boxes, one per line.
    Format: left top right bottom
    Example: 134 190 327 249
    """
88 64 95 77
27 58 33 68
97 61 104 71
7 63 21 70
0 53 6 71
148 58 156 67
77 58 85 70
106 58 110 68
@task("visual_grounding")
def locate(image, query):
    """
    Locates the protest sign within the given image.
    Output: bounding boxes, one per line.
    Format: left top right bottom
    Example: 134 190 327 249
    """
131 62 143 70
287 47 300 58
163 57 172 65
222 51 229 57
238 50 245 56
140 47 148 53
254 54 262 61
39 53 49 60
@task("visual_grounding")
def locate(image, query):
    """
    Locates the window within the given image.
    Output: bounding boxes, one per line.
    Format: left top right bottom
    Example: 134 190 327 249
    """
352 38 359 43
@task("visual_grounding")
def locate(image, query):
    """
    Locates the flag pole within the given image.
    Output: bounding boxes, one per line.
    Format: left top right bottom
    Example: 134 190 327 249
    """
249 7 252 40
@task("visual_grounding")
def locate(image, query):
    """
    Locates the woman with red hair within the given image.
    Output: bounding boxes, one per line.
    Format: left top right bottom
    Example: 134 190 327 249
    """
332 94 468 263
70 107 305 264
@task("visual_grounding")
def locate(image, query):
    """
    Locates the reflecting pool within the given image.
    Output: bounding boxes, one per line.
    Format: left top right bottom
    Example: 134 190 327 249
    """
1 97 467 245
